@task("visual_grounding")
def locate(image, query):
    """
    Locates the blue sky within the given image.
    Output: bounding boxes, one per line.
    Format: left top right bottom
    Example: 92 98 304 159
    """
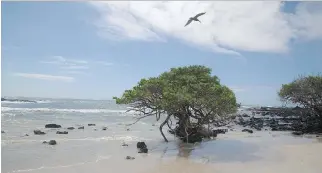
2 1 322 106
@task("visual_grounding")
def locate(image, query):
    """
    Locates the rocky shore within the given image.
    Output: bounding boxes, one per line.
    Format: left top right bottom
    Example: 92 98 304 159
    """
166 106 322 143
235 106 322 135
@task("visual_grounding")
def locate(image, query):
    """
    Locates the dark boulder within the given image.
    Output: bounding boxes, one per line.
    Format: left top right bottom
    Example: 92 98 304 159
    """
34 130 46 135
88 124 96 126
78 126 84 129
137 142 148 153
48 140 57 145
102 127 107 130
67 127 75 130
122 143 129 147
56 131 68 134
1 131 5 133
42 141 48 144
213 129 228 135
242 129 253 133
137 142 147 149
45 124 61 128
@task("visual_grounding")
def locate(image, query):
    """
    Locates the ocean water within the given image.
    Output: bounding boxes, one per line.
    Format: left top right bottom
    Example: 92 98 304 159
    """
1 97 321 173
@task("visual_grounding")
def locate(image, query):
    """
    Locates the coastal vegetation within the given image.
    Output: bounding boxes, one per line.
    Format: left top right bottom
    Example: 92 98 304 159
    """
113 65 238 142
278 75 322 132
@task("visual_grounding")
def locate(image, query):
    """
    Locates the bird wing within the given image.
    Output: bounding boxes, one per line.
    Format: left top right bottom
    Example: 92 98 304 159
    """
184 18 193 27
194 12 206 18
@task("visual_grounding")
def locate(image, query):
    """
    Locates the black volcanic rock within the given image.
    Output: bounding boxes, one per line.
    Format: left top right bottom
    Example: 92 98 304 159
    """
137 142 147 149
126 156 135 160
242 129 253 133
34 130 46 135
56 131 68 134
43 140 57 145
48 140 57 145
137 142 148 153
45 124 61 128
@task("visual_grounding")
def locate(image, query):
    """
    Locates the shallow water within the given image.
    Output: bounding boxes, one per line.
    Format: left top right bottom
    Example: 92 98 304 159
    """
2 98 322 173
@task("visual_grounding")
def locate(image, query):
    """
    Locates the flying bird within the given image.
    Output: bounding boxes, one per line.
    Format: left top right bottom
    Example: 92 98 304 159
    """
184 12 206 27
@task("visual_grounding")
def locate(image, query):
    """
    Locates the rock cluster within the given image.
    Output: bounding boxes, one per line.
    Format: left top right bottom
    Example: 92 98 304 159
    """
235 106 322 134
43 140 57 145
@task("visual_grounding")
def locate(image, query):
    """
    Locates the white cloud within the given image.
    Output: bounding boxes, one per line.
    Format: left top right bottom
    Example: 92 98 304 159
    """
40 56 89 75
13 73 74 82
40 56 118 76
89 1 322 55
41 56 88 66
288 2 322 41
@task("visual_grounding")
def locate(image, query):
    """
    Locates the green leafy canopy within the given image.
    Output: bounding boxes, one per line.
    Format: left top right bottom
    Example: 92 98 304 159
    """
114 65 237 119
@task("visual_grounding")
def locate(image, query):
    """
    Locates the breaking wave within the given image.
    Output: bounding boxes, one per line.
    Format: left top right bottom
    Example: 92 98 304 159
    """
1 107 129 114
1 100 53 104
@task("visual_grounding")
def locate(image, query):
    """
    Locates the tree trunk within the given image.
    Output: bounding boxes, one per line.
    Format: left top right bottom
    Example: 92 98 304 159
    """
160 115 171 142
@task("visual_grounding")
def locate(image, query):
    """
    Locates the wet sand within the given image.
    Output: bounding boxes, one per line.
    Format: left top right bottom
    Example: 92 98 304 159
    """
3 131 322 173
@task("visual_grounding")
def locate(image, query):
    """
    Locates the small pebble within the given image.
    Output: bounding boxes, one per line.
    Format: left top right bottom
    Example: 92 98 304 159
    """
56 131 68 134
126 156 135 160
